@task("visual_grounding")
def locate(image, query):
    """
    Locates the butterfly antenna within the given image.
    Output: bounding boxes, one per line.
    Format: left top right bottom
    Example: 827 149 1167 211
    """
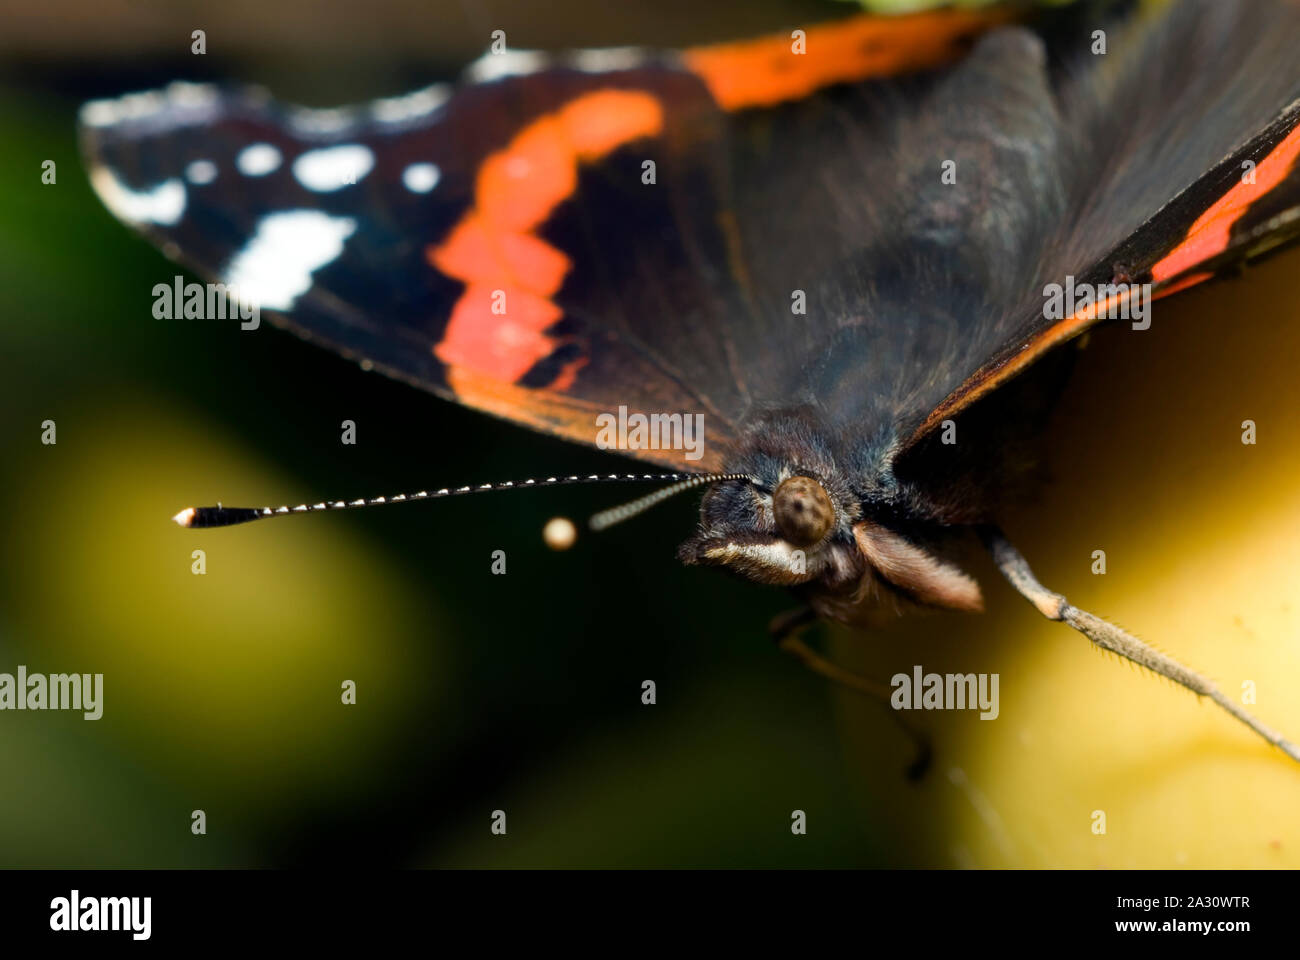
172 472 750 529
588 473 751 531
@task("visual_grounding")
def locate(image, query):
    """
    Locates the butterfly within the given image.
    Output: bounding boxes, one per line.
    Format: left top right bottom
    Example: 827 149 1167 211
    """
79 0 1300 770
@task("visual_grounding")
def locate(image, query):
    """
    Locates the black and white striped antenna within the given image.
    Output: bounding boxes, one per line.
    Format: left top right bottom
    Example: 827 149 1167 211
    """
173 471 753 531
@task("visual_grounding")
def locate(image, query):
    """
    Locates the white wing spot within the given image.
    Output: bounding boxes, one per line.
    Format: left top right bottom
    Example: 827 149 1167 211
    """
287 107 356 134
222 210 357 310
465 49 549 83
371 84 451 123
79 82 219 128
567 47 648 73
401 162 441 193
185 160 218 185
293 145 375 192
89 167 186 226
236 143 282 177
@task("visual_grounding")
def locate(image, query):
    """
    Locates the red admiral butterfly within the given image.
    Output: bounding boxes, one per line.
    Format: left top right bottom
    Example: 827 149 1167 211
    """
80 0 1300 769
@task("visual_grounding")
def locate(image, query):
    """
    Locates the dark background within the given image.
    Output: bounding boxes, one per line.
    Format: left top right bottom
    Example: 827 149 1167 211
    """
2 0 1298 868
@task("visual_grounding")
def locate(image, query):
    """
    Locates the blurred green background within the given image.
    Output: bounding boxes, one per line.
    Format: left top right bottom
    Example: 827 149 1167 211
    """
2 0 1299 869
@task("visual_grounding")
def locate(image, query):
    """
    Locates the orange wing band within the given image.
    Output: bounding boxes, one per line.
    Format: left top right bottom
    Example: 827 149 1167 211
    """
429 90 664 389
682 6 1010 112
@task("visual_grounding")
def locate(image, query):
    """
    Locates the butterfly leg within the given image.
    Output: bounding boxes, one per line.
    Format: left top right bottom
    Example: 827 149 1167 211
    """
981 526 1300 764
770 607 933 780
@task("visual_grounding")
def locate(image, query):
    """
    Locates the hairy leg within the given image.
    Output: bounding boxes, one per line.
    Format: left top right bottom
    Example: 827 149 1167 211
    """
770 606 933 779
981 526 1300 763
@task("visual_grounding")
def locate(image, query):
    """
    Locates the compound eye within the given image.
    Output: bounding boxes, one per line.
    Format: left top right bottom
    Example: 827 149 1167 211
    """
772 476 834 547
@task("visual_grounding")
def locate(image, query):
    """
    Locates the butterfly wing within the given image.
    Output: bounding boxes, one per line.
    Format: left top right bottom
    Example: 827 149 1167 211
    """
899 0 1300 460
79 6 1008 475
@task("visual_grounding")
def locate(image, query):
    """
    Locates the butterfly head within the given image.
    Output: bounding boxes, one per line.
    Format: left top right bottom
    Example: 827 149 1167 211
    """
676 470 865 588
676 457 983 617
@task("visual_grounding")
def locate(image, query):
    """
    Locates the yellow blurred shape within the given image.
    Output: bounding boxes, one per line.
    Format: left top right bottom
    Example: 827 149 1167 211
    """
6 401 440 808
834 248 1300 868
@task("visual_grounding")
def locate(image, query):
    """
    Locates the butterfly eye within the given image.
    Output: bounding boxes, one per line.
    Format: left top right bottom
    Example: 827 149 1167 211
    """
772 476 834 547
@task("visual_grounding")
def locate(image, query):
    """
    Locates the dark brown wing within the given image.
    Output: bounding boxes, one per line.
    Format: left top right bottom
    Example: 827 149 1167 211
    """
78 6 1009 474
899 0 1300 459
